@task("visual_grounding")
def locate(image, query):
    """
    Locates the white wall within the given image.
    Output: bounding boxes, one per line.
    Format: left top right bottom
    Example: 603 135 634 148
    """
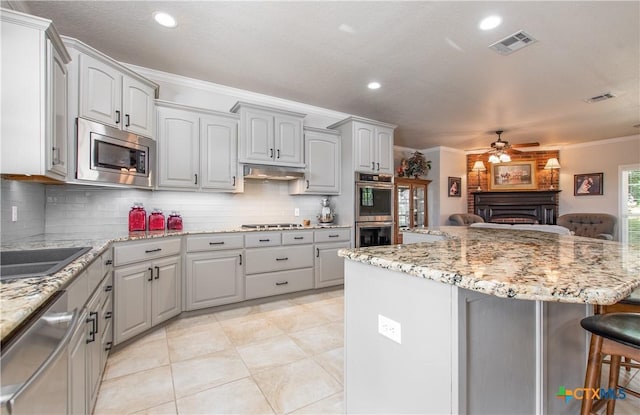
435 147 468 226
1 180 46 242
559 135 640 218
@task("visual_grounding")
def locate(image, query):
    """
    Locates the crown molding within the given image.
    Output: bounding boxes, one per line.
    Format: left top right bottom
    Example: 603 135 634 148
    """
560 134 639 150
124 63 351 121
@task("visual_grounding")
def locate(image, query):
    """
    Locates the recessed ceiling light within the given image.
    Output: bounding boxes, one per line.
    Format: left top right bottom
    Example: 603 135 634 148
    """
368 82 381 90
153 11 177 28
479 15 502 31
338 23 356 34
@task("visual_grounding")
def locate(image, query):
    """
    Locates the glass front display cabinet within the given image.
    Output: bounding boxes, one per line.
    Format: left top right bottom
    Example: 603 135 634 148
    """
394 177 431 243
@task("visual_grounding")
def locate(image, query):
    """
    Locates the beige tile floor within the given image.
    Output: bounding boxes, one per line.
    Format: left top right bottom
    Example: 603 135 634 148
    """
95 287 640 414
94 289 345 415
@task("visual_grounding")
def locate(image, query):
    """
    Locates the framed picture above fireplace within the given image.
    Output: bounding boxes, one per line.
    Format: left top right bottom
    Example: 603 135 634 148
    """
489 160 537 191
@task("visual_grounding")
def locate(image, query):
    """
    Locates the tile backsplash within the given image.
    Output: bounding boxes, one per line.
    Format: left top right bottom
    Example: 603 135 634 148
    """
44 181 333 235
1 180 46 242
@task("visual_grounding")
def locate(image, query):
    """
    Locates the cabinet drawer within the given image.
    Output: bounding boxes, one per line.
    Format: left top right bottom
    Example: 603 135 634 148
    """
186 234 244 252
314 228 351 243
87 259 104 298
245 245 313 274
245 268 314 299
67 270 88 312
245 232 281 248
282 231 314 245
113 238 181 266
99 273 113 308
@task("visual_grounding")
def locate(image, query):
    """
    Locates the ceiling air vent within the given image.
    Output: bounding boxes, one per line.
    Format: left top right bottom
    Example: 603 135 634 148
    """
584 92 616 103
489 30 537 55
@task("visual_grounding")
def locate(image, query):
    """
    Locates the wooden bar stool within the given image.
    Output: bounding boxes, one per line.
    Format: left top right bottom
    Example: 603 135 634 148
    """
580 313 640 415
601 288 640 372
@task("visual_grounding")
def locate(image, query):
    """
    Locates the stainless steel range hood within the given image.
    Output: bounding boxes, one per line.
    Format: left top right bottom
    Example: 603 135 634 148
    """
243 164 305 181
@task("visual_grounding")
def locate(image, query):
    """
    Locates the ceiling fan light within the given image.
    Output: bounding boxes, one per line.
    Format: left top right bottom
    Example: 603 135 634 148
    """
488 154 500 163
500 153 511 163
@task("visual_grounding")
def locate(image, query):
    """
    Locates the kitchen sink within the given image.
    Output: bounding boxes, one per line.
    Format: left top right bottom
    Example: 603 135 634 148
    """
0 247 92 281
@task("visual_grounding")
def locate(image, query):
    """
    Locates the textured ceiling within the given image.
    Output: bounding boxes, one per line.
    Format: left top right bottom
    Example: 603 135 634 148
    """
10 1 640 150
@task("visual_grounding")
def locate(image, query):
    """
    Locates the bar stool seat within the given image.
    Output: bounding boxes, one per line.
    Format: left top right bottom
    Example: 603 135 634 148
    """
580 313 640 415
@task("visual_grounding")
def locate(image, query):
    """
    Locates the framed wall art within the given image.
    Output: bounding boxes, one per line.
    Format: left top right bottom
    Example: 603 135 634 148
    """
574 173 603 196
488 160 537 191
448 177 461 197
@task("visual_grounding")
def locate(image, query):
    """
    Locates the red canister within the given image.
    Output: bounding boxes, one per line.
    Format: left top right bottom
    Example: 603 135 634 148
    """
167 211 183 231
148 208 166 231
128 202 146 232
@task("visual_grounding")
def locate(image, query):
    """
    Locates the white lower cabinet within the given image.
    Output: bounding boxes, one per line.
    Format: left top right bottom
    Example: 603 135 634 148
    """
314 228 351 288
113 233 181 345
185 234 244 310
244 232 314 299
114 255 181 344
67 249 113 415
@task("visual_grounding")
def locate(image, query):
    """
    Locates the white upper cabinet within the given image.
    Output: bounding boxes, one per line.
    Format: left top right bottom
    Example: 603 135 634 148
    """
67 38 157 139
157 105 200 189
1 9 71 181
157 101 241 192
290 127 341 195
231 101 305 167
329 117 396 176
200 114 239 190
352 121 394 174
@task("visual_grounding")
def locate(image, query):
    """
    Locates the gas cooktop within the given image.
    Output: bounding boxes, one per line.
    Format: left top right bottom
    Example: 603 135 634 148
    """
241 223 303 230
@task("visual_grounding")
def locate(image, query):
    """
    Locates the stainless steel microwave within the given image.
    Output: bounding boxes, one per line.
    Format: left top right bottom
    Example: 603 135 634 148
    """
76 118 155 188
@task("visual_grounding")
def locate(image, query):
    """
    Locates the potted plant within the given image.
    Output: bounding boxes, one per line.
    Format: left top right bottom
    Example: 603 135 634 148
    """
401 151 431 178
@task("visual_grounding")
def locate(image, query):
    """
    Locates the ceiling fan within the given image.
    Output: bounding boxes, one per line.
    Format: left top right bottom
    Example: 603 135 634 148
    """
484 130 539 163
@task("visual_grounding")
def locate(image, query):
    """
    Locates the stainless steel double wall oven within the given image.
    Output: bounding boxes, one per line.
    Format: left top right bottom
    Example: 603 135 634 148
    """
355 172 394 247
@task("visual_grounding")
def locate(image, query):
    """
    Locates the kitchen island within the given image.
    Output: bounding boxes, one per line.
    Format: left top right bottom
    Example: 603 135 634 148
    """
338 226 640 414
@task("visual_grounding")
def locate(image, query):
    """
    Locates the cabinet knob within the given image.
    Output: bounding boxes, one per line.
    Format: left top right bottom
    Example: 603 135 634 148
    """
105 259 113 266
105 342 113 352
104 285 113 292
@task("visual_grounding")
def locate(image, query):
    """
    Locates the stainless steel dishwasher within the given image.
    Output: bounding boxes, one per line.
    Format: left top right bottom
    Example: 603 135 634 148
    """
0 291 78 415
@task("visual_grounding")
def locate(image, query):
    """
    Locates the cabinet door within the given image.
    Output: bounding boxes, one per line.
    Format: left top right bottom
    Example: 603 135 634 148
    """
114 263 152 345
86 291 102 411
79 54 122 128
200 114 238 190
185 250 243 310
375 126 394 174
47 39 68 179
353 122 375 172
68 309 87 415
304 131 341 194
315 242 349 288
157 107 199 189
151 256 181 326
122 76 155 138
274 114 303 166
240 108 274 163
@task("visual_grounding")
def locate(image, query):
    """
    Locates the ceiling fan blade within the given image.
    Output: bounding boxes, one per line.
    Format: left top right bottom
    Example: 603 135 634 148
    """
511 142 540 148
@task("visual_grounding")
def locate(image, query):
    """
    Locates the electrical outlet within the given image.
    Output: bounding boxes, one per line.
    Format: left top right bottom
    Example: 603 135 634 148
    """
11 206 18 222
294 208 300 217
378 314 402 344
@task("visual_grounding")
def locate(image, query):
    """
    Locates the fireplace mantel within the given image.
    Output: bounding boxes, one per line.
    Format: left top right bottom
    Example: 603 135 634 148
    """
473 190 561 225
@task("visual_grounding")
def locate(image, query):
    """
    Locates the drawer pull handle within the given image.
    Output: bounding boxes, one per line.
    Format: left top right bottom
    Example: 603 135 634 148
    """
275 281 289 286
316 248 320 258
328 234 339 238
209 241 225 245
270 148 274 158
277 149 280 159
154 266 160 280
125 114 130 127
104 285 113 292
105 259 113 265
259 239 270 242
145 248 162 253
147 267 153 282
105 342 113 352
115 110 121 124
232 176 236 186
276 257 288 261
195 173 198 185
86 312 98 344
105 312 113 320
294 236 304 240
239 254 243 265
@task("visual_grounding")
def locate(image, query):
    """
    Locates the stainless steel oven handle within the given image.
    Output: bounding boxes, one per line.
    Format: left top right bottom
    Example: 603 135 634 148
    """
0 308 79 411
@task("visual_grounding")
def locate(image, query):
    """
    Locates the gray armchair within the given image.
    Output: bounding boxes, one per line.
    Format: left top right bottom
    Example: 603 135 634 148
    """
449 213 485 226
557 213 617 240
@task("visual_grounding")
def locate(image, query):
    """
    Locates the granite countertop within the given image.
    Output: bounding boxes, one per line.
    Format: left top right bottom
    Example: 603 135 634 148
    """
0 224 351 341
339 226 640 305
